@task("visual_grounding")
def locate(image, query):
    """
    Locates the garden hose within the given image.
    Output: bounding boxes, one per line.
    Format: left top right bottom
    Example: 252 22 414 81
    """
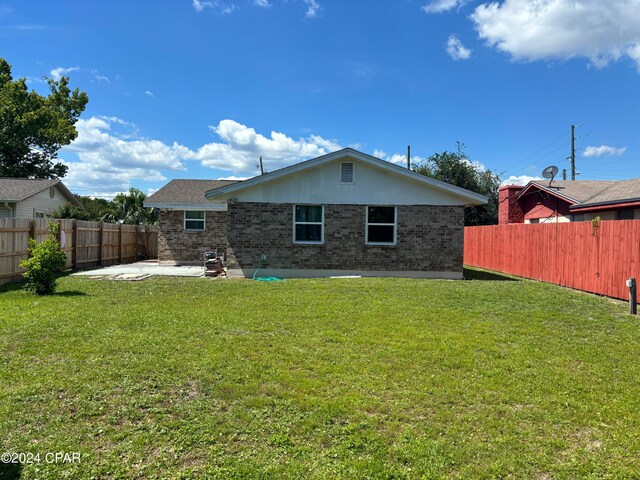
253 258 283 282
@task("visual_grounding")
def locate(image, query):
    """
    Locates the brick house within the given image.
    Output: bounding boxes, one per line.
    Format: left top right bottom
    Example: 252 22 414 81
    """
499 178 640 224
146 148 487 279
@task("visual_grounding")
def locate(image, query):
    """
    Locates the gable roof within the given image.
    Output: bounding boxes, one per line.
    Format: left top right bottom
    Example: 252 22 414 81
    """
0 178 81 206
518 179 640 210
204 148 488 206
144 179 239 209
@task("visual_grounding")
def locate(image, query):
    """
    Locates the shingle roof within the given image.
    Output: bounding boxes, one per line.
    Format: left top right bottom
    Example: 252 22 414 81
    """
582 178 640 205
0 178 65 202
530 180 617 203
145 179 240 206
527 178 640 207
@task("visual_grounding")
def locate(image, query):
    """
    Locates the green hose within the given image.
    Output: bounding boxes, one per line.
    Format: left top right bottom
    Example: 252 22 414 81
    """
253 258 283 282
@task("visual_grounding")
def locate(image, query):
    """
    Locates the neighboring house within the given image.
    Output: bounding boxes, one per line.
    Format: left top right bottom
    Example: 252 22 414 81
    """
499 178 640 224
0 178 81 218
148 148 487 279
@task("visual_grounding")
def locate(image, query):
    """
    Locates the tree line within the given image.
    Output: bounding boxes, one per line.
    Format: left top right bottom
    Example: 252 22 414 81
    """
52 188 158 224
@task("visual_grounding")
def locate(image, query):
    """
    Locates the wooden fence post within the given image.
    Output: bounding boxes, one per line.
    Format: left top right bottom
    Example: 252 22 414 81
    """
118 223 123 264
29 220 36 242
98 221 104 266
135 225 140 262
144 225 149 260
72 220 78 270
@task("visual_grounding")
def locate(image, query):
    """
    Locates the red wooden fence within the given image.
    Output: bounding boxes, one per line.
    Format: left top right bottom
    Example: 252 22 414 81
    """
464 220 640 300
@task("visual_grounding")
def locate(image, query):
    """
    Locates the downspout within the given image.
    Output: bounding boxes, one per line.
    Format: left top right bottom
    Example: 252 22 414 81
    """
3 201 14 217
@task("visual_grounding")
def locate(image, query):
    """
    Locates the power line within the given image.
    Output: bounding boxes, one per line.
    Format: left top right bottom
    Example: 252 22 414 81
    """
505 131 568 175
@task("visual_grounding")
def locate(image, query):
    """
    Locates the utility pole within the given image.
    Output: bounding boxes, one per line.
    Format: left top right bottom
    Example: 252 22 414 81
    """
407 145 411 170
570 124 576 181
259 156 264 175
562 168 567 180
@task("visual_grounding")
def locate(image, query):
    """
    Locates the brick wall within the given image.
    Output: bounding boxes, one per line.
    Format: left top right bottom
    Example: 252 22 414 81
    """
498 185 525 224
157 209 228 262
226 202 464 272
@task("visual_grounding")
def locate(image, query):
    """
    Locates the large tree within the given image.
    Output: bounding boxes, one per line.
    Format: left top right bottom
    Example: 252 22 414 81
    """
0 58 88 179
413 142 501 226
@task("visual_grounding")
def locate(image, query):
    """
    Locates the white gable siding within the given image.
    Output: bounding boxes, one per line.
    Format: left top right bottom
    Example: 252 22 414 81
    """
230 157 474 205
14 185 71 218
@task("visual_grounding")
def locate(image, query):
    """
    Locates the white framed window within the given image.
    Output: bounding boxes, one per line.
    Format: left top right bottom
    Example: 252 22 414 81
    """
35 211 46 219
366 206 396 245
184 211 205 231
293 205 324 244
340 162 355 184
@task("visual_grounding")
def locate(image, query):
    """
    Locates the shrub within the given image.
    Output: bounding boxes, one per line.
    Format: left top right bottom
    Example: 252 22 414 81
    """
19 222 67 295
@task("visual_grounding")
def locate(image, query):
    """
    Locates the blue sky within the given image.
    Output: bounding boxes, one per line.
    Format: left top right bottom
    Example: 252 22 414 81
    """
3 0 640 197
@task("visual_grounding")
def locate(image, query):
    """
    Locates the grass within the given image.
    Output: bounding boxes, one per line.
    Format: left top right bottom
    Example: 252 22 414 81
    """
1 270 639 479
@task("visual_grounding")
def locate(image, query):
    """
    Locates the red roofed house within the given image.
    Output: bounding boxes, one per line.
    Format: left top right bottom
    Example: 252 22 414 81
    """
499 179 640 224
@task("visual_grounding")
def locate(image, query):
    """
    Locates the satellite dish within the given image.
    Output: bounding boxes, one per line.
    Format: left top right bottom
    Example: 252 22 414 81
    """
542 165 559 179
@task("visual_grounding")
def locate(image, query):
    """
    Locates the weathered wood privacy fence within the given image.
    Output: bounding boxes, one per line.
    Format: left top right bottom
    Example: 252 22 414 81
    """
464 220 640 300
0 218 159 285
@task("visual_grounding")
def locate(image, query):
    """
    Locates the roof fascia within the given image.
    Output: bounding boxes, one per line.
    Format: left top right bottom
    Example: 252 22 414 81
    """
143 201 227 210
570 198 640 212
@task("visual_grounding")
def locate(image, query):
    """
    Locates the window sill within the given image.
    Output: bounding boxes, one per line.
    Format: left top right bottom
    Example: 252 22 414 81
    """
365 242 397 247
293 241 324 245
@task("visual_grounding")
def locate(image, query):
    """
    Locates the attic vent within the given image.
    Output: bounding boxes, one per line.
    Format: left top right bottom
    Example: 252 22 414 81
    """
340 162 354 184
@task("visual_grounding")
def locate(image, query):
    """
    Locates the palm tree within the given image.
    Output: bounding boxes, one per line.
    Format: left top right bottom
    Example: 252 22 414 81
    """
102 188 157 224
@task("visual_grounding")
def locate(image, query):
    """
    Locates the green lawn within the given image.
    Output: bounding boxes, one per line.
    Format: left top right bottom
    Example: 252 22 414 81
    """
1 271 639 479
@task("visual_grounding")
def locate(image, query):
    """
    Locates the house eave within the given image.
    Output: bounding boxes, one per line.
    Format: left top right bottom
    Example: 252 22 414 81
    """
144 202 227 211
569 198 640 213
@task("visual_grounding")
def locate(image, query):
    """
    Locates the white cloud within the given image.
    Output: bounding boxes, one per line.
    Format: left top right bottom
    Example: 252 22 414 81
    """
95 74 110 83
145 90 155 97
472 0 640 70
60 116 188 194
372 149 428 167
193 119 342 173
192 0 236 14
447 35 472 60
583 145 627 157
253 0 270 7
65 116 189 171
219 175 250 181
304 0 320 18
50 66 80 81
422 0 466 13
501 175 541 186
60 117 343 194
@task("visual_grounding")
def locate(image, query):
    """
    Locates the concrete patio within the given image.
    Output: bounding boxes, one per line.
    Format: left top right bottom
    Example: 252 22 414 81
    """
72 261 205 278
